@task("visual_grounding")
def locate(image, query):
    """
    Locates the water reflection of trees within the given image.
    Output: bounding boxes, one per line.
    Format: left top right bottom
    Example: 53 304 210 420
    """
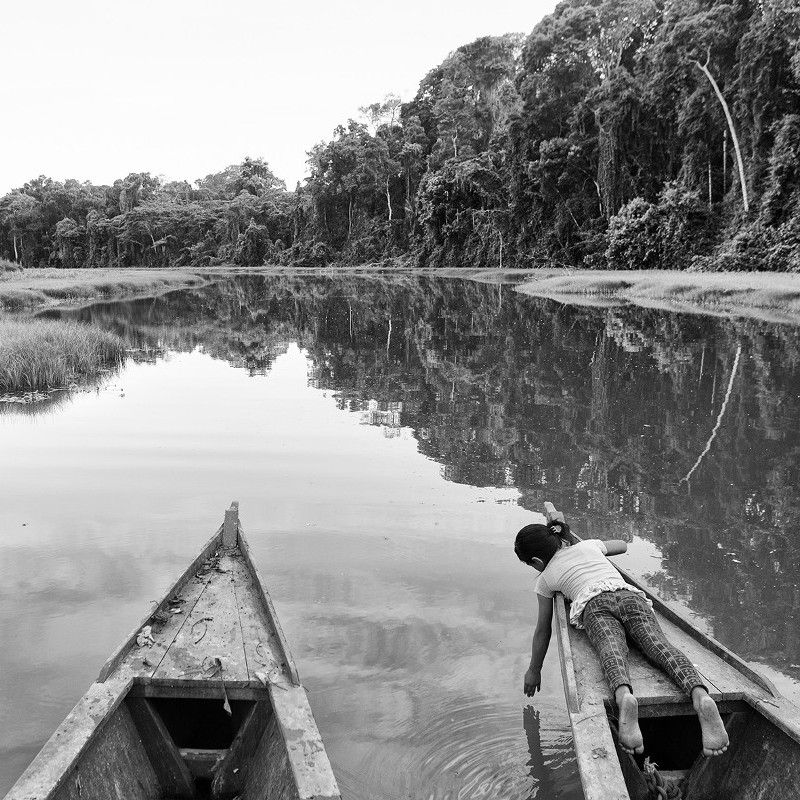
56 275 800 675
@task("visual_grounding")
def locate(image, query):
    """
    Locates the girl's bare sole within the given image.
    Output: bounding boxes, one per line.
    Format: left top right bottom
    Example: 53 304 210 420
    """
696 694 729 756
618 693 644 755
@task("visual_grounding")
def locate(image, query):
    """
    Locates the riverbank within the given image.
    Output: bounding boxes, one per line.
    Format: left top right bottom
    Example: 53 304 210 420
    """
216 264 800 324
3 265 800 325
0 268 207 310
440 268 800 325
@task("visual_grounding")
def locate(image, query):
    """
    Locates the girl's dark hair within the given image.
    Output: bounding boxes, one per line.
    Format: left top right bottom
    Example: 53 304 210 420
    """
514 521 572 566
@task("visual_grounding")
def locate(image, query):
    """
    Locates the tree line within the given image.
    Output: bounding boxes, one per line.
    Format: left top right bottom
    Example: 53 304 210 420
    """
2 0 798 272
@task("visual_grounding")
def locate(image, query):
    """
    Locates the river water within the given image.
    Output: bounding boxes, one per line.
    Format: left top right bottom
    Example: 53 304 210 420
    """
1 273 799 798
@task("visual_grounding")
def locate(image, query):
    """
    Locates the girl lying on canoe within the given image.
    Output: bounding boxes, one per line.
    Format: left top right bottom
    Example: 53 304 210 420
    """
514 517 729 757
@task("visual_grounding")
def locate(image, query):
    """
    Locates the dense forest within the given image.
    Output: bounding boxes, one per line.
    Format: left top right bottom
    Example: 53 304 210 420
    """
2 0 799 272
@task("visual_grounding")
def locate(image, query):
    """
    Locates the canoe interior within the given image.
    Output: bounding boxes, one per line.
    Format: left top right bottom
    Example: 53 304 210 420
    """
587 700 800 800
48 683 293 800
683 709 800 800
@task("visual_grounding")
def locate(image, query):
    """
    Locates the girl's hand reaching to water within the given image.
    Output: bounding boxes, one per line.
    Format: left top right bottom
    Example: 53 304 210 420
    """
524 666 542 696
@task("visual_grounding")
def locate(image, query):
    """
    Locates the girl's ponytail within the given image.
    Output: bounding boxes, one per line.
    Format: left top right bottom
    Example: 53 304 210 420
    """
547 520 571 544
514 520 572 566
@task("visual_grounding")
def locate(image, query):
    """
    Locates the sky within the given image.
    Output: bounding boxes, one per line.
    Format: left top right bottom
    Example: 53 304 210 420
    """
1 0 558 196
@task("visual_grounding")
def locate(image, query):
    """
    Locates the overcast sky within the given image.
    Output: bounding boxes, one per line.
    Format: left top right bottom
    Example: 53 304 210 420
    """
1 0 558 195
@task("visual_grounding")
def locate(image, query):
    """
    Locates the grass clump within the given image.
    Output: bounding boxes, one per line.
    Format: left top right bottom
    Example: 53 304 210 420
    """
0 258 23 276
0 318 125 392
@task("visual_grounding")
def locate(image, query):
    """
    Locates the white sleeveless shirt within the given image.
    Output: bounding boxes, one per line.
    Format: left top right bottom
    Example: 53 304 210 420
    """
535 539 650 628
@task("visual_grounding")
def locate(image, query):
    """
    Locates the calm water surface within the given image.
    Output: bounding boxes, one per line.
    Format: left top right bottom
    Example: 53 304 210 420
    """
1 274 799 798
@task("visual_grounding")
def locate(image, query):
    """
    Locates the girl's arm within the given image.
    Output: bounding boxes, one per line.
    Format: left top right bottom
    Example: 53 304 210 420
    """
604 540 628 556
524 594 554 696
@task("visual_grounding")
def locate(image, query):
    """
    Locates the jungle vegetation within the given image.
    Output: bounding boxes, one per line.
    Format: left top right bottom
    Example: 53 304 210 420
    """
1 0 798 273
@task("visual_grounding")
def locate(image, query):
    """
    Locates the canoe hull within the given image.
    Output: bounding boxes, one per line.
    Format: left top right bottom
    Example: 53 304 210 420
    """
5 503 341 800
542 503 800 800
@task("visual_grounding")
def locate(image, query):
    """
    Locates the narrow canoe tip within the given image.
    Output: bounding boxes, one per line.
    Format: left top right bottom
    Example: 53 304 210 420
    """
223 503 240 548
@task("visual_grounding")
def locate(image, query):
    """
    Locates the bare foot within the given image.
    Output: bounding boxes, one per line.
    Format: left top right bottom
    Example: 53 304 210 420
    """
618 693 644 755
696 694 729 756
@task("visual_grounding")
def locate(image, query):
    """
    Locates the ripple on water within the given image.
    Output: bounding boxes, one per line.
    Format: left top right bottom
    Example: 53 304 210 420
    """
335 699 581 800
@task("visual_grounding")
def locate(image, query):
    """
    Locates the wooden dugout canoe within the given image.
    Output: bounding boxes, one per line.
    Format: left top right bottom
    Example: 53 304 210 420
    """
6 502 341 800
545 504 800 800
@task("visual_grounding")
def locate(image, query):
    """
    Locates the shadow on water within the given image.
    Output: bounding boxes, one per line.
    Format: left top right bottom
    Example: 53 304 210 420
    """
34 272 800 794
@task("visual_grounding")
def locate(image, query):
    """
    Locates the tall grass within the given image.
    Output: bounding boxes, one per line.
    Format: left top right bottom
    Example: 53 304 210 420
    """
0 258 23 276
0 319 125 392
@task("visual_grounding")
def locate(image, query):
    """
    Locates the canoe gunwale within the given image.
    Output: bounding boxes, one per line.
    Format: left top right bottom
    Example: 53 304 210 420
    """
237 524 301 687
97 519 302 689
553 592 632 800
4 675 135 800
611 564 777 698
97 526 225 683
554 592 580 714
560 529 776 698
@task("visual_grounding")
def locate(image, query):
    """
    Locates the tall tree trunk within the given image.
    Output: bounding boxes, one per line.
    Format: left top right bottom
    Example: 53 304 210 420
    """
13 233 19 262
723 129 728 196
385 178 392 221
693 55 749 213
348 195 353 239
597 122 622 220
595 79 626 221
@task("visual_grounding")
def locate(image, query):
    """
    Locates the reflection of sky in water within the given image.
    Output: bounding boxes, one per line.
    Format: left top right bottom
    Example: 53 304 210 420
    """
0 345 577 798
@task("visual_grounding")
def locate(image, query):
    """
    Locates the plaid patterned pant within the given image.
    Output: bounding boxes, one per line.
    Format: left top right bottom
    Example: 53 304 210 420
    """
582 589 705 697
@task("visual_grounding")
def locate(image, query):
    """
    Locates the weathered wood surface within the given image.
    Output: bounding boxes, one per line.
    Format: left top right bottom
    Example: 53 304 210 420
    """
112 569 211 684
223 500 239 547
154 552 249 682
684 711 800 800
5 677 130 800
98 528 224 682
110 545 292 687
101 504 294 689
242 714 301 800
178 748 226 779
269 685 342 800
229 555 290 684
52 703 160 800
211 702 272 797
126 697 195 797
238 527 300 686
